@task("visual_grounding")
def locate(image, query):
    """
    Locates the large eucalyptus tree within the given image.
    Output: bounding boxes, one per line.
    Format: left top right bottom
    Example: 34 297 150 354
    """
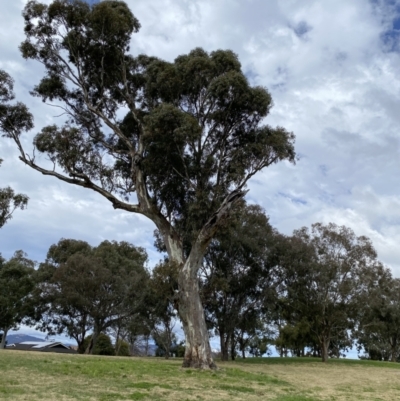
3 0 295 368
0 71 30 229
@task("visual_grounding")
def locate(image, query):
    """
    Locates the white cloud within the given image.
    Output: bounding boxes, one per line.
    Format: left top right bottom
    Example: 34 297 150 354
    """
1 0 400 283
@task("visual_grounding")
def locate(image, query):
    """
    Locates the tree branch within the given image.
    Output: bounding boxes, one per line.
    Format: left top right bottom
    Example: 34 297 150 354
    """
184 188 248 275
18 156 140 213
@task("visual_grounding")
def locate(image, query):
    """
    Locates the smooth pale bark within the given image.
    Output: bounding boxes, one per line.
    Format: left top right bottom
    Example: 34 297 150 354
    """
178 257 216 369
0 328 9 349
173 189 247 369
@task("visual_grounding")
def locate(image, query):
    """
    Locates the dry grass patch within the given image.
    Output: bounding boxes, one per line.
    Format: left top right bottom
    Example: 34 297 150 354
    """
229 358 400 400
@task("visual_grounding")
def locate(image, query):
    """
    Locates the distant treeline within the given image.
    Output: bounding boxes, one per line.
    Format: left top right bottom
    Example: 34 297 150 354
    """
1 203 399 362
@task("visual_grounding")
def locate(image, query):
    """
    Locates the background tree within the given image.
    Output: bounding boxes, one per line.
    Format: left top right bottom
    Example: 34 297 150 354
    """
248 334 272 357
148 261 179 360
83 240 149 354
201 204 277 360
115 338 131 356
276 223 379 362
117 313 153 356
36 239 93 353
5 0 295 368
274 319 314 358
83 333 115 356
0 251 36 349
356 268 400 362
38 238 149 354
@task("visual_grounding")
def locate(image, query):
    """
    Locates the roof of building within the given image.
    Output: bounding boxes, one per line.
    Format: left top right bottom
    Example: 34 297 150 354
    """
17 341 69 349
6 341 77 353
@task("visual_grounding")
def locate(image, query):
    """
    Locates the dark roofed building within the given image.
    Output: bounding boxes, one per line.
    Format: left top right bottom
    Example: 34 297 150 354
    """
6 341 77 354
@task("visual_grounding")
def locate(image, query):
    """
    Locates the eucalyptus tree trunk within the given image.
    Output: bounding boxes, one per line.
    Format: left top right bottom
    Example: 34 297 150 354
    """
178 254 216 369
0 328 8 349
163 189 246 369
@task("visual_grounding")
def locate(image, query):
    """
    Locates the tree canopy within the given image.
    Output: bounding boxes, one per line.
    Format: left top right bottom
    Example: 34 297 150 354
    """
201 203 277 360
356 269 400 362
3 0 296 368
37 238 149 354
274 223 381 362
0 69 30 228
0 251 37 349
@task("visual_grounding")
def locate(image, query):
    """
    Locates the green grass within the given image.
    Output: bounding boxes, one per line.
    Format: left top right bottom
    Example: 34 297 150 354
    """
0 351 399 401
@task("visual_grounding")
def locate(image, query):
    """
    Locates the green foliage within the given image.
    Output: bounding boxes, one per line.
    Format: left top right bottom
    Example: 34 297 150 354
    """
140 260 180 359
274 320 315 358
0 179 29 229
115 339 130 357
0 69 33 139
84 333 115 356
202 203 277 360
0 251 36 344
0 69 30 228
356 271 400 362
4 0 297 367
272 223 381 362
0 70 32 230
154 330 185 358
248 335 271 357
9 0 295 252
37 238 149 354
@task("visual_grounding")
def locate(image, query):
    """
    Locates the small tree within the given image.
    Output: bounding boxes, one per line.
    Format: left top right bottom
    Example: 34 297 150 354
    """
84 333 115 356
83 240 149 354
38 238 149 354
115 338 130 356
4 0 295 368
148 261 179 360
0 251 37 349
36 238 94 353
277 223 380 362
248 335 271 357
356 269 400 362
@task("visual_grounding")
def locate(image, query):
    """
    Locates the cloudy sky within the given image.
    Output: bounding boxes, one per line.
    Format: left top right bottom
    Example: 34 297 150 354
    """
1 0 400 283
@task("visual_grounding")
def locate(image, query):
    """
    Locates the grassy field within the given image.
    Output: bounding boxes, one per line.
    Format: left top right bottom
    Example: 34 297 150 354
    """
1 351 399 401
